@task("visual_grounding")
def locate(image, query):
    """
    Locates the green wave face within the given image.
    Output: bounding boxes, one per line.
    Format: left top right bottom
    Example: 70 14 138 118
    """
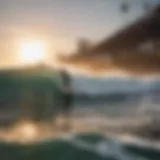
0 66 64 125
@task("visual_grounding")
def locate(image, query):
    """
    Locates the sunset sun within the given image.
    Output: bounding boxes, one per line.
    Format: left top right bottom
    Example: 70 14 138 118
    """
19 41 46 65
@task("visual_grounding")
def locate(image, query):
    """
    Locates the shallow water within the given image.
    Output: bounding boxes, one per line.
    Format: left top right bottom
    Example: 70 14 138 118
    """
0 132 160 160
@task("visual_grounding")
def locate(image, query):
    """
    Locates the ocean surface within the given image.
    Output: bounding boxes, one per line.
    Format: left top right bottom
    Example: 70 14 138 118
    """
0 91 160 160
0 76 160 160
0 132 160 160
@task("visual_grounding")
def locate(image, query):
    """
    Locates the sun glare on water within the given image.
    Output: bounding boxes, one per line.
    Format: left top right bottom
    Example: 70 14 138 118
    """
19 41 46 65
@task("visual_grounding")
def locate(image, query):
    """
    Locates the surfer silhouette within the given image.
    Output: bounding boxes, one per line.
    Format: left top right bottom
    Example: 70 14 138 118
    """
59 69 73 131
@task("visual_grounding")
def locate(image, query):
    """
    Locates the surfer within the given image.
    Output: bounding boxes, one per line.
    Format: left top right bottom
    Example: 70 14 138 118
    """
59 69 73 131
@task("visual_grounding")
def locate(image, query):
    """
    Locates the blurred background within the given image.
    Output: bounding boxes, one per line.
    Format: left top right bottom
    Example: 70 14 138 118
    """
0 0 160 160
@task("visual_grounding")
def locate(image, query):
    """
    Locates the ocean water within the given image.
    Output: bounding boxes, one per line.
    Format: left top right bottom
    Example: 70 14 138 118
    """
0 93 159 160
0 75 160 159
0 132 160 160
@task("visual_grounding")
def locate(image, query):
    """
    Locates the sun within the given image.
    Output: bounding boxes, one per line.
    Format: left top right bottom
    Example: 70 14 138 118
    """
19 41 46 65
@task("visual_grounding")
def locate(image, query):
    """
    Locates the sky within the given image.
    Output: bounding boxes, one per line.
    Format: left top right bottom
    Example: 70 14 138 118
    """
0 0 160 66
